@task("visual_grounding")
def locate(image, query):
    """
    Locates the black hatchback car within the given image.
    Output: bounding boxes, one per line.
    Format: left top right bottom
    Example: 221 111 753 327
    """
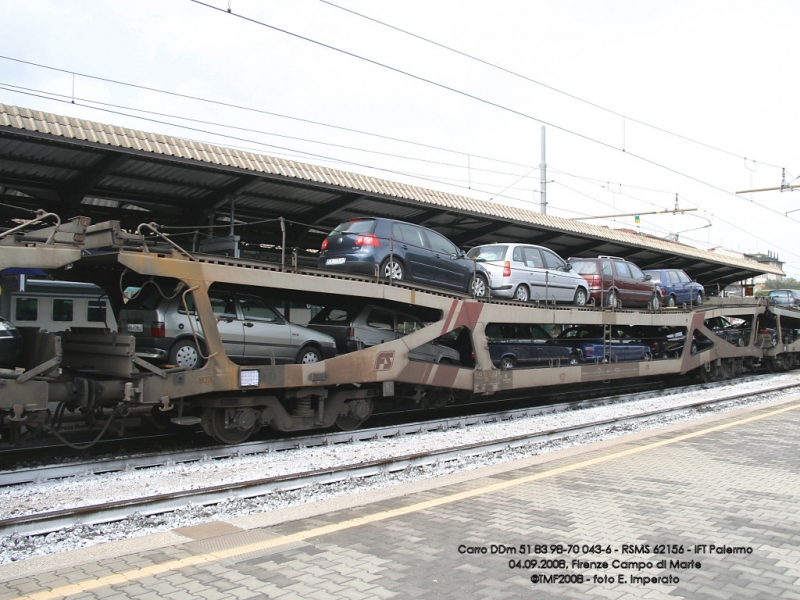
318 218 488 296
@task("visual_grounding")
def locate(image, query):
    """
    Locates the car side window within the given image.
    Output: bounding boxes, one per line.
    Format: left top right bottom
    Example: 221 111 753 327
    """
541 249 567 271
628 263 646 280
601 260 613 276
239 296 280 322
614 261 631 278
677 271 691 283
398 224 425 248
425 230 458 255
523 247 544 268
391 223 405 242
668 271 681 284
367 309 394 331
397 315 421 335
512 246 524 262
209 292 236 318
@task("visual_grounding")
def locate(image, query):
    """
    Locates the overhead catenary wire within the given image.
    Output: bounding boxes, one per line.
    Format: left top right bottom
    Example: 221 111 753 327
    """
187 0 800 235
318 0 786 172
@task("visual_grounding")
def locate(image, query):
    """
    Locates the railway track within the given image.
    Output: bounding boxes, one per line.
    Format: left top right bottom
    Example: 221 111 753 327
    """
2 376 798 539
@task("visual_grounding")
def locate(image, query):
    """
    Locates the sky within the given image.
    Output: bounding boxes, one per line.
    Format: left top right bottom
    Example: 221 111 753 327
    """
1 0 799 277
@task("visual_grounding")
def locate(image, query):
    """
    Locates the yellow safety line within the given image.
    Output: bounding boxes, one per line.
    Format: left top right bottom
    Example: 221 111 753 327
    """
13 401 800 600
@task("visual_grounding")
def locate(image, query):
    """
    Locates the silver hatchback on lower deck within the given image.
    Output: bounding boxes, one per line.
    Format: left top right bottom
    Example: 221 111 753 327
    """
466 243 589 305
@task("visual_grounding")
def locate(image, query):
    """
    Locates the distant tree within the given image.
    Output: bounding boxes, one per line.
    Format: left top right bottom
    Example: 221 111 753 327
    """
763 278 800 291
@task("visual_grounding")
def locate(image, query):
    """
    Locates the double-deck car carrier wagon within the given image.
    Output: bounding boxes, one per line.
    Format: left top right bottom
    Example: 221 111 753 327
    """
2 215 799 445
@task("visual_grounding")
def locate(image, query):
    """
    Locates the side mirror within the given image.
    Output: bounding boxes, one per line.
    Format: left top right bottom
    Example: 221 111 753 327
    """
565 263 573 271
645 274 652 280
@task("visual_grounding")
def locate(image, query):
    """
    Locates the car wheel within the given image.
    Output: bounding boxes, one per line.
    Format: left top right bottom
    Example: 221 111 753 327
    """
606 290 619 309
568 354 580 366
169 339 203 369
514 284 530 302
296 346 322 364
381 258 404 280
667 295 677 307
650 294 661 311
500 356 516 370
695 291 704 305
471 274 488 298
573 288 588 307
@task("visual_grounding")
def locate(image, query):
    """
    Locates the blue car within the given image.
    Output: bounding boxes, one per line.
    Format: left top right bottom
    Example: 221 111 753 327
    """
318 218 489 296
485 323 577 369
551 325 651 363
643 269 704 307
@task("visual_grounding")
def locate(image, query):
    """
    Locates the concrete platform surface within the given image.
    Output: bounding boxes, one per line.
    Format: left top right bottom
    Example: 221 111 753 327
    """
1 396 799 600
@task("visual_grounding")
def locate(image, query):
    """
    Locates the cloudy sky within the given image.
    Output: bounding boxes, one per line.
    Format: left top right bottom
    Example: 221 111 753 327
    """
2 1 799 276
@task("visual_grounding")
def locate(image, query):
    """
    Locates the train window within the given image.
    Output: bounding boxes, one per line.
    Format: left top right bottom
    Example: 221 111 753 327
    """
53 299 74 322
87 300 107 322
15 297 38 321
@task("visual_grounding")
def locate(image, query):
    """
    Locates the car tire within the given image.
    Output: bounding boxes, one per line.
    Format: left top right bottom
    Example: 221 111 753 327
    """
606 290 620 309
573 288 588 307
650 294 661 311
296 346 322 364
381 258 405 280
471 274 488 298
513 284 530 302
695 291 704 305
568 354 580 366
500 356 516 370
667 295 677 307
169 339 203 369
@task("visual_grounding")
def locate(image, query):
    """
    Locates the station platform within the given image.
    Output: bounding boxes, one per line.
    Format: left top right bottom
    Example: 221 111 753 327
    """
2 396 799 600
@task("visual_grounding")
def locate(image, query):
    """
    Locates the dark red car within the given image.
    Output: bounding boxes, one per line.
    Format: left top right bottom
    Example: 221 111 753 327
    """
567 256 660 310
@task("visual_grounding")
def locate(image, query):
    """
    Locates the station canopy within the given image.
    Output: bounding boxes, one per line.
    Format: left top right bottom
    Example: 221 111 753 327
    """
0 103 781 287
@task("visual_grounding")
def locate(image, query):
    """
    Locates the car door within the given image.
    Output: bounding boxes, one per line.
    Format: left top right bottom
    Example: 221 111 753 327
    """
424 228 470 290
360 307 400 347
520 246 548 301
627 262 653 305
392 222 434 284
668 271 687 302
540 248 574 302
206 290 246 361
237 294 292 364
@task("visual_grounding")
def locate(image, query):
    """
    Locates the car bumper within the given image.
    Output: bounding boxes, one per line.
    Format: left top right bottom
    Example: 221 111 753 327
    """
318 254 380 276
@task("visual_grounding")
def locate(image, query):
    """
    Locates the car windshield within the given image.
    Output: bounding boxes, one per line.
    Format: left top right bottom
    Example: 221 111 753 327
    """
467 246 507 262
124 284 166 310
570 260 598 275
330 219 376 236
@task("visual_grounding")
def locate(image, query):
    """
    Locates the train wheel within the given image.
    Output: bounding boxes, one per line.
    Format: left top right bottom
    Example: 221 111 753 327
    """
335 399 373 431
697 362 713 382
201 407 259 444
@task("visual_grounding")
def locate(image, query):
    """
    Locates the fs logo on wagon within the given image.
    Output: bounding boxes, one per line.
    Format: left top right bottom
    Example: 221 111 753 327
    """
374 351 395 371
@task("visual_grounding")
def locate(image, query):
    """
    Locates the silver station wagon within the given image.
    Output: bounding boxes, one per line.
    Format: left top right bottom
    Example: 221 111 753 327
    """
466 243 589 305
118 285 337 369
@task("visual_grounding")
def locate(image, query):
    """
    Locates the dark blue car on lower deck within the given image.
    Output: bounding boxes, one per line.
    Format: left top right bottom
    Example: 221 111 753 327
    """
486 323 577 369
551 325 651 363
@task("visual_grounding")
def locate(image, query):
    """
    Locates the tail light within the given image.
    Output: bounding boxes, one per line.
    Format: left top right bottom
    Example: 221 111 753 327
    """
503 261 511 277
355 234 380 247
347 327 354 338
151 321 165 338
321 239 328 250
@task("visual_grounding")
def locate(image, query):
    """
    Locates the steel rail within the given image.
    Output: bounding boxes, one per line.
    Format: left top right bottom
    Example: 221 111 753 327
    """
1 381 798 538
0 373 769 486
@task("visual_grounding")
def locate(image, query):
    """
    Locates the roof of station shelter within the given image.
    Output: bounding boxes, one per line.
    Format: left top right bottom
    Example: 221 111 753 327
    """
0 103 782 286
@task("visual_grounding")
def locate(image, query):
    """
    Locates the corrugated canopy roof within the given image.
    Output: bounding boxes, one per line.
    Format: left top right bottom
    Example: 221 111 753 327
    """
0 103 782 286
